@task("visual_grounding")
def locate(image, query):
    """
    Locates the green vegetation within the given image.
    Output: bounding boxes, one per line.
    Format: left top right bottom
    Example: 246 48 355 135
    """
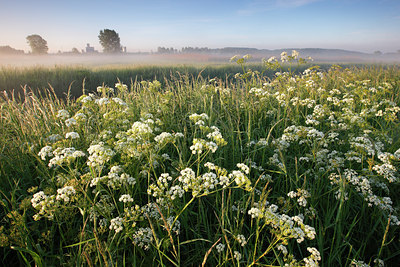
1 52 400 266
0 64 277 99
1 62 368 99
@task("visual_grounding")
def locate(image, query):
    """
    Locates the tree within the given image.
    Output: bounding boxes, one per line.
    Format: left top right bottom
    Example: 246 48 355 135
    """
26 34 48 54
0 45 24 55
98 29 121 53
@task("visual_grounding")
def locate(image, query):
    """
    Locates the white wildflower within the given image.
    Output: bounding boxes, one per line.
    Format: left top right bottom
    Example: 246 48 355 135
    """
248 207 262 219
132 227 154 250
154 132 173 144
237 234 247 246
233 251 242 261
47 134 62 143
87 142 115 168
119 194 134 203
174 132 184 138
216 243 225 253
65 132 80 139
109 217 124 233
237 163 250 174
65 118 77 127
56 186 76 202
57 109 70 120
38 146 53 160
277 244 288 255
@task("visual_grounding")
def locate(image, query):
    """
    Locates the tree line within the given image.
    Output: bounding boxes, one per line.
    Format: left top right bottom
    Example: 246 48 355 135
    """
1 29 122 55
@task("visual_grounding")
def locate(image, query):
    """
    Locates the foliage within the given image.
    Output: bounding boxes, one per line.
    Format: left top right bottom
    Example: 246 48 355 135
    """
26 34 48 54
98 29 121 53
1 53 400 266
0 46 24 55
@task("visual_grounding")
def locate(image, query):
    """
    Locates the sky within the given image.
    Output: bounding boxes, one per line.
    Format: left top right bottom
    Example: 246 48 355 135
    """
0 0 399 53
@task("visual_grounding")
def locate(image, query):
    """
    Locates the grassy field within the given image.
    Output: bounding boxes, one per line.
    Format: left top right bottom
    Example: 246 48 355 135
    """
0 60 372 99
1 53 400 266
0 63 291 99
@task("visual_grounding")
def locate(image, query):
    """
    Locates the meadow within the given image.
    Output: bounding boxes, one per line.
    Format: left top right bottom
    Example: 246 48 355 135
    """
0 52 399 266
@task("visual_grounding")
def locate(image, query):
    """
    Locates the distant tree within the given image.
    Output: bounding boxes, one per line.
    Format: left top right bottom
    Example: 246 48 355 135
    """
157 46 178 54
374 50 382 55
98 29 121 53
26 34 48 54
71 47 80 54
0 45 24 55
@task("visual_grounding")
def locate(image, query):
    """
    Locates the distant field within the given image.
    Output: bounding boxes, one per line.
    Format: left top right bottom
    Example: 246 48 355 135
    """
0 54 391 99
1 54 400 266
0 53 231 67
0 62 302 99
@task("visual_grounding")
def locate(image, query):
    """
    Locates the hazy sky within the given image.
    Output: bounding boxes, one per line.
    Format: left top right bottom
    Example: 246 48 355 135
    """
1 0 399 53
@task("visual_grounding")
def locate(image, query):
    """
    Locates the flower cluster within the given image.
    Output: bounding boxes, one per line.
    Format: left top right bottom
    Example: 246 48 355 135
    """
132 227 154 250
147 173 181 204
56 186 76 202
303 247 321 267
90 165 136 189
190 138 218 154
31 191 56 220
109 217 124 233
189 112 209 123
216 243 225 253
38 145 53 160
65 131 79 139
248 203 316 244
87 142 115 168
56 109 70 120
287 189 311 207
48 147 85 168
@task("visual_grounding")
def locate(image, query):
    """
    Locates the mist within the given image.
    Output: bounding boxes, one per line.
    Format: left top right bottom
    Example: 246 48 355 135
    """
1 48 400 68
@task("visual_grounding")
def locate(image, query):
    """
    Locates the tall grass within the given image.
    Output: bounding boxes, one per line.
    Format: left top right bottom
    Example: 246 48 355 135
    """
1 53 400 266
1 63 377 99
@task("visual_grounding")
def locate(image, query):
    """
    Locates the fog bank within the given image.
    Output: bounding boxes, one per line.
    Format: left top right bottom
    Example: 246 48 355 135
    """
1 49 400 68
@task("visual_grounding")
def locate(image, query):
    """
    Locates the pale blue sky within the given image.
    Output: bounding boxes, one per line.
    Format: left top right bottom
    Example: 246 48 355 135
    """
1 0 399 53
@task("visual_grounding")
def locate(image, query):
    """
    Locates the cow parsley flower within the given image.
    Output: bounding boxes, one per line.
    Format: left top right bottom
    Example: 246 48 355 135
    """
115 82 128 91
96 97 110 106
65 131 80 139
236 163 250 174
56 186 76 202
229 170 250 190
248 207 262 219
47 134 62 143
174 132 184 138
109 217 124 233
280 51 288 62
48 147 85 168
216 243 225 253
277 244 288 255
166 216 181 235
119 194 134 203
65 118 77 127
154 132 173 144
112 97 127 106
189 113 209 123
233 251 242 261
87 142 115 168
38 146 53 160
79 95 92 103
57 109 70 120
132 227 153 250
236 234 247 246
292 50 299 59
